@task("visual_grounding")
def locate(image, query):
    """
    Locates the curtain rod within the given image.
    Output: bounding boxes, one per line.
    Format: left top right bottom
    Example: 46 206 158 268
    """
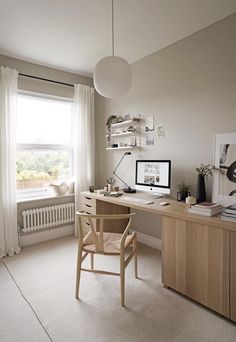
19 73 74 88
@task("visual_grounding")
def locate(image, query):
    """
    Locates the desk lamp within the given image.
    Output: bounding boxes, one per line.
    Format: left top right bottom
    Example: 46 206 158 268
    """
113 152 136 193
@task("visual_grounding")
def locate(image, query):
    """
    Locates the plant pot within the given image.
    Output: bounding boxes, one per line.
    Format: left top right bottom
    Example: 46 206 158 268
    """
177 191 190 201
196 174 206 203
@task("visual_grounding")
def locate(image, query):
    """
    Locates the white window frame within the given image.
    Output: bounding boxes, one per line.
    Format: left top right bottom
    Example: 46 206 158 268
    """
16 92 74 199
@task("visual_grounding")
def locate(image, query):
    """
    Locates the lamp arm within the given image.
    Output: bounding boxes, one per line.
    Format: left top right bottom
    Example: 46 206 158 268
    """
113 171 130 190
113 153 126 174
112 152 132 190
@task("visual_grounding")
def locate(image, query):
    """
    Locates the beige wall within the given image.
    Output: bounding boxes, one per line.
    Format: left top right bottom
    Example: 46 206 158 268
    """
95 14 236 238
0 55 93 97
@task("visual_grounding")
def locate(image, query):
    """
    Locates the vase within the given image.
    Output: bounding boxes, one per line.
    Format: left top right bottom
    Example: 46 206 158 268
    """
196 174 206 203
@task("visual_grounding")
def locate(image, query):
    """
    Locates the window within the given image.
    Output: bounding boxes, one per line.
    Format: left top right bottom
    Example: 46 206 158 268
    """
16 94 73 198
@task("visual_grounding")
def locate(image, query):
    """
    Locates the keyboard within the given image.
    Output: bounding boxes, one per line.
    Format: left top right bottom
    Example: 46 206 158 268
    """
122 196 154 205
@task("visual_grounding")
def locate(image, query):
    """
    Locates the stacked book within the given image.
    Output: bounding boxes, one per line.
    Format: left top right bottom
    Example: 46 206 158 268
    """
220 204 236 222
188 202 224 216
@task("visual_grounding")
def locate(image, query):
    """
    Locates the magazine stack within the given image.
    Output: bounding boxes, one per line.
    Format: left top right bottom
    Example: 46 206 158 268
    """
220 204 236 222
188 202 224 216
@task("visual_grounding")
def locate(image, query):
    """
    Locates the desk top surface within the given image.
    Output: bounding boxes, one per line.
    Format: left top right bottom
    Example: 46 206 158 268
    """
81 191 236 232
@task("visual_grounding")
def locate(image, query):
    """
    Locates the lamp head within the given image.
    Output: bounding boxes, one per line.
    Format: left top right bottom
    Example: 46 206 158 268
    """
124 152 131 155
94 56 131 98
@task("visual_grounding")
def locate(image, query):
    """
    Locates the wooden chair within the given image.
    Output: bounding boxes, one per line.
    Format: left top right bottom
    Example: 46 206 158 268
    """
75 212 138 306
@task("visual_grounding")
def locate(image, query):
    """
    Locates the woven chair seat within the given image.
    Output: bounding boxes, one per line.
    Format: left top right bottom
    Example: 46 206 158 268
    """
83 231 135 255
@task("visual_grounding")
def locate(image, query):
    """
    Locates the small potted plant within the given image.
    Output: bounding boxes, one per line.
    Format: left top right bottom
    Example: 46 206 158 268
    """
177 182 191 201
106 115 118 128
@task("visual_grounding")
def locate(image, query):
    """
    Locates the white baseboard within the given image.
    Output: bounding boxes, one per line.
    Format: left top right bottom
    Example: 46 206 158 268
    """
20 225 161 250
20 224 74 247
136 231 162 251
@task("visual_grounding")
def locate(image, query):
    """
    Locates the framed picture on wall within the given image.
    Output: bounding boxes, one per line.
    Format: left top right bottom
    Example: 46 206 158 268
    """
212 132 236 206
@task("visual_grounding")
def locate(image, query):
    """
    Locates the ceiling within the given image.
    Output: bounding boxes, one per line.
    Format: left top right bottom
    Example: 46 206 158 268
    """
0 0 235 76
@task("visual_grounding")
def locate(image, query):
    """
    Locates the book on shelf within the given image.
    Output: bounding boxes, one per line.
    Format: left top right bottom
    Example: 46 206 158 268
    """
188 202 223 216
188 207 223 216
223 203 236 215
220 215 236 222
194 202 220 208
193 202 223 210
221 212 236 218
220 203 236 222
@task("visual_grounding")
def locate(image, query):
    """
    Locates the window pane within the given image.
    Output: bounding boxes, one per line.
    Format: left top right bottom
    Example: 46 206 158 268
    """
16 150 70 190
17 95 72 145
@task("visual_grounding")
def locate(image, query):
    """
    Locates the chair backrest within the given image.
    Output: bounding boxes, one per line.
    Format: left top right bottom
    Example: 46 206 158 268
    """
76 212 135 253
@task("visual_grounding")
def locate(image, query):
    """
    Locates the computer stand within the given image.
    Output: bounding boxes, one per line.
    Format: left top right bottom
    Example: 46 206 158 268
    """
153 193 163 199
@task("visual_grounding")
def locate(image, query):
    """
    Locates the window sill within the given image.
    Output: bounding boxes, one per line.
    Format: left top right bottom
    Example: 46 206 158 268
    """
17 193 75 204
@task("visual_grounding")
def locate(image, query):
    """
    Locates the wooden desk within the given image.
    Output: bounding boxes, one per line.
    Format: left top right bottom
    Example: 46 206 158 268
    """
80 191 236 322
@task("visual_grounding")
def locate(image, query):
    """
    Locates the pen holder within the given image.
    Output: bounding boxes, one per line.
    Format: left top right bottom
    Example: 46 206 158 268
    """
107 184 113 192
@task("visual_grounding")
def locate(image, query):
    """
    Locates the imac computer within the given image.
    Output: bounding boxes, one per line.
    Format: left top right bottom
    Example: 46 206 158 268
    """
135 160 171 197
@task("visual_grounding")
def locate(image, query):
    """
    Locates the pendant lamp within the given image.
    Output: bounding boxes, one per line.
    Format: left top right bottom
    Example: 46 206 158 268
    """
93 0 132 98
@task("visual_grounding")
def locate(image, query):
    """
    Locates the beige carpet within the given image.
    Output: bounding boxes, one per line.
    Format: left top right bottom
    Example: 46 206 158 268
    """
1 237 236 342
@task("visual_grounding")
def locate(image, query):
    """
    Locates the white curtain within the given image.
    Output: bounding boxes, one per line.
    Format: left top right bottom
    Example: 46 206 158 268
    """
73 84 95 216
0 67 20 258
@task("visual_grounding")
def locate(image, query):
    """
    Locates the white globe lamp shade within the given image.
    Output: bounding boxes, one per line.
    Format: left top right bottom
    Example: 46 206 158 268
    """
94 56 132 98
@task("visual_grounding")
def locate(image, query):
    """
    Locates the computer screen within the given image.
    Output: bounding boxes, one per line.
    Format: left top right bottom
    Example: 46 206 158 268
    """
135 160 171 195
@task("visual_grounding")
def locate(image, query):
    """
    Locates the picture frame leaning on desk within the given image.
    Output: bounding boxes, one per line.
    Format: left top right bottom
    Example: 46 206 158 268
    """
212 132 236 207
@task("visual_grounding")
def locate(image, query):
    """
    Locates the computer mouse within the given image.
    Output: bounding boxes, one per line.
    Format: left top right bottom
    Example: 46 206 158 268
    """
160 201 169 206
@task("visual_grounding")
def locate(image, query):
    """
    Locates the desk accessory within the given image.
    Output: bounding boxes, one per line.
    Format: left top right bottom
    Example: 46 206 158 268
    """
185 196 196 205
89 185 95 193
106 177 115 192
113 152 136 193
104 192 123 197
160 201 169 206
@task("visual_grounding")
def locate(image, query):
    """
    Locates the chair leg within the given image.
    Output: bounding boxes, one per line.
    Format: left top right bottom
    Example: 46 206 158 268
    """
90 253 94 270
133 237 138 278
120 251 125 306
75 246 82 299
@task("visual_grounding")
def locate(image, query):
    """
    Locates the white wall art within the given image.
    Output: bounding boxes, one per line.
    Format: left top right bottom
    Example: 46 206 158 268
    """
212 132 236 206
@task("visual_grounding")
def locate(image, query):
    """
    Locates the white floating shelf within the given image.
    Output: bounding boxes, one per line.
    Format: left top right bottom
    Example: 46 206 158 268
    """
106 146 138 151
110 131 135 137
110 118 139 128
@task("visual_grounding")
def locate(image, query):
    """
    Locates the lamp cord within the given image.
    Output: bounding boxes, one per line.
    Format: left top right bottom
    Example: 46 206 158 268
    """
112 0 114 56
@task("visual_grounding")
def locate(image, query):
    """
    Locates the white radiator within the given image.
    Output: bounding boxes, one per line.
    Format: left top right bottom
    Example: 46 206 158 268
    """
22 202 75 233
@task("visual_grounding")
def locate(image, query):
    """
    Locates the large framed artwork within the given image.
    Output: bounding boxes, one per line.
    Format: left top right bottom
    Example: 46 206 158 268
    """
212 132 236 206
